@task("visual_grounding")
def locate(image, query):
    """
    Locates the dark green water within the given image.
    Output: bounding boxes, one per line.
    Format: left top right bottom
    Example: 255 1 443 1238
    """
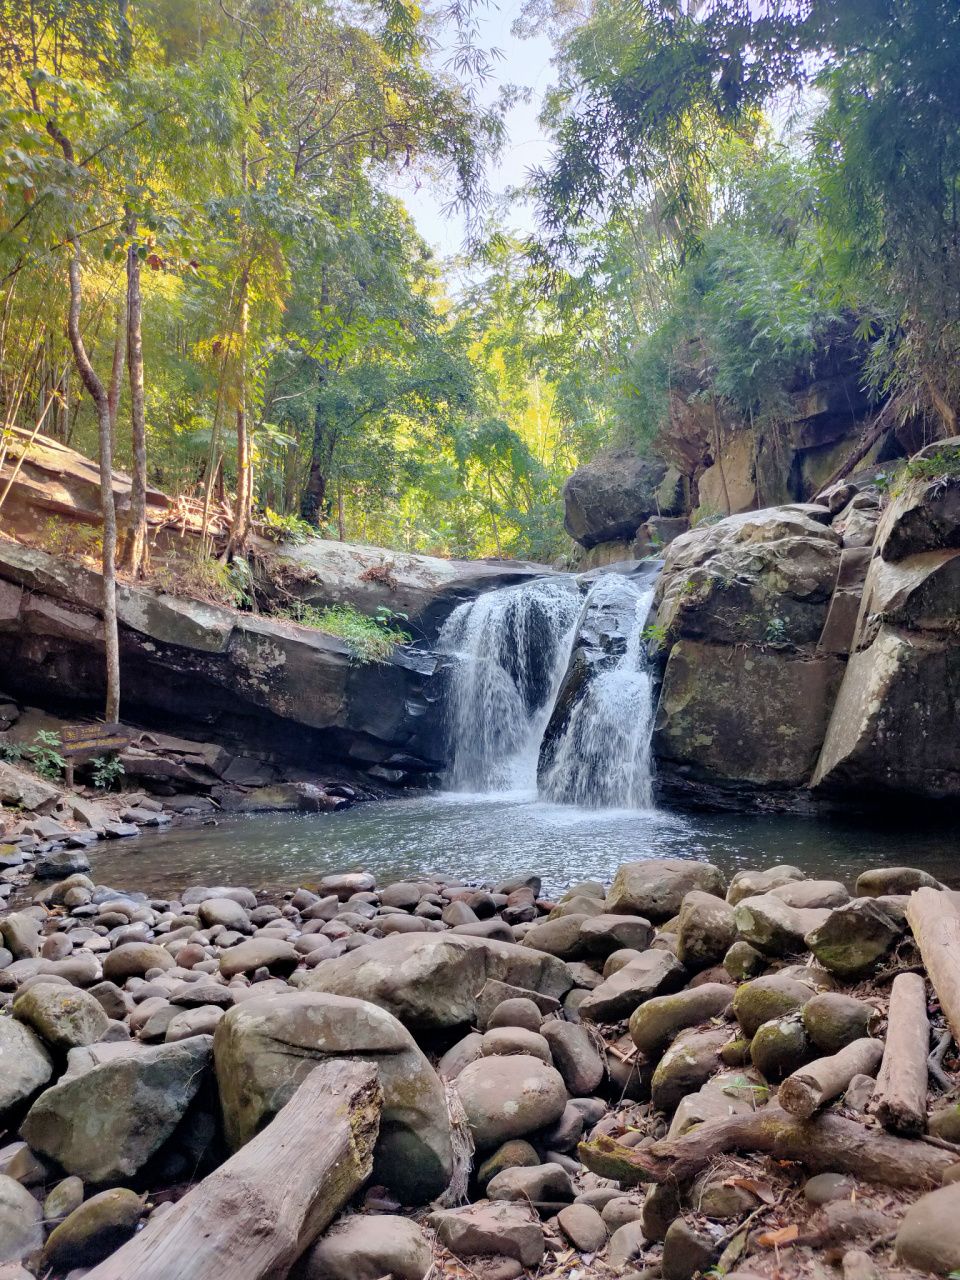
85 788 960 899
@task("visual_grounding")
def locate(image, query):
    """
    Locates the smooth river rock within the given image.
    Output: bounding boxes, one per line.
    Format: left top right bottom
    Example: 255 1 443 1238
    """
604 859 726 923
0 1019 53 1123
455 1053 568 1149
295 1213 432 1280
213 991 452 1203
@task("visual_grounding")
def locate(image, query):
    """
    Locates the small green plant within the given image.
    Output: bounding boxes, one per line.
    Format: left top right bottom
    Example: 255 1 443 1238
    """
90 754 125 789
764 616 788 644
257 508 317 545
287 601 411 664
151 548 243 607
30 730 65 780
35 518 102 561
642 622 668 651
870 471 891 494
0 739 24 762
903 446 960 484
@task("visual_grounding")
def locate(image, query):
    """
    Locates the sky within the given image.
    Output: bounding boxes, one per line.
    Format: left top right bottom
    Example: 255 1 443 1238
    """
388 0 559 256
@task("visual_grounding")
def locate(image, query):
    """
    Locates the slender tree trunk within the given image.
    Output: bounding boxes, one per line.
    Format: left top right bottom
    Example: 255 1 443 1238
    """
66 244 120 724
337 479 345 540
120 241 148 575
225 280 250 558
107 297 126 451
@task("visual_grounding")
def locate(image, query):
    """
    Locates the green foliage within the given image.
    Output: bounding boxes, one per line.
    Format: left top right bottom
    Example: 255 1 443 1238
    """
258 509 316 545
286 602 411 664
29 730 65 781
0 739 24 762
90 754 125 789
903 449 960 484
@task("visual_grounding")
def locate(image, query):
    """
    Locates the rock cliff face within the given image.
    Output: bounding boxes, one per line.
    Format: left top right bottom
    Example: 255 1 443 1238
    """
649 442 960 809
0 541 447 781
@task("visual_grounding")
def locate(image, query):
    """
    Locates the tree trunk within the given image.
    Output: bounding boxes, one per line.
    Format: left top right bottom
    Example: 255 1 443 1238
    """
872 972 929 1136
65 244 120 724
337 479 345 541
578 1106 954 1189
120 241 148 575
106 298 126 451
84 1060 382 1280
225 277 250 558
779 1038 884 1120
906 888 960 1050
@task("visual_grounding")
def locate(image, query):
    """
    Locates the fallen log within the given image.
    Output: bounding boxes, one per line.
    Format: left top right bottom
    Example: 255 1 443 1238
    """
779 1038 884 1120
906 888 960 1049
85 1060 382 1280
872 972 929 1136
578 1106 954 1189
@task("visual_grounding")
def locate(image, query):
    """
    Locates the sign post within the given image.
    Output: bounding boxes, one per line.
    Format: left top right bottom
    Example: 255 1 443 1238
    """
59 724 132 790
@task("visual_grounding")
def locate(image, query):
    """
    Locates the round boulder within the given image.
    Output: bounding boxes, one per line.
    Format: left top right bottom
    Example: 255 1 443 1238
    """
13 982 109 1050
733 975 814 1040
102 943 175 982
676 892 737 970
481 1028 552 1065
298 1213 432 1280
455 1053 567 1149
802 994 879 1053
41 1187 142 1271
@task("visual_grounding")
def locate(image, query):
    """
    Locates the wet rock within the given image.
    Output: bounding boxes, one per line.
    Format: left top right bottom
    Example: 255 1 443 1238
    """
481 1027 552 1064
0 1019 52 1123
733 894 806 956
856 866 943 897
579 915 654 958
802 994 878 1053
0 1175 43 1264
102 942 175 982
629 983 732 1056
750 1016 810 1078
476 1140 540 1190
540 1021 604 1096
607 1220 647 1271
486 1162 575 1205
43 1177 84 1222
726 866 804 907
13 982 109 1050
557 1203 607 1252
455 1054 567 1150
213 991 452 1203
580 950 687 1022
805 900 903 978
35 849 92 877
305 933 570 1031
41 1187 143 1272
21 1035 212 1181
650 1026 729 1113
676 891 737 969
430 1202 544 1267
723 941 765 981
297 1213 432 1280
804 1173 856 1206
771 880 850 910
662 1219 718 1280
733 975 814 1039
604 859 725 923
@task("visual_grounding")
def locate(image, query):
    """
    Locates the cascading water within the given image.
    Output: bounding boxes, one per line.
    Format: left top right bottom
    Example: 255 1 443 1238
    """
436 577 581 790
437 565 661 807
537 573 659 808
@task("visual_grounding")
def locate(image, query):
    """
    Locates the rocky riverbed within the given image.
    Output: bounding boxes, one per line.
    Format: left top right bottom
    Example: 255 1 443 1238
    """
0 857 959 1278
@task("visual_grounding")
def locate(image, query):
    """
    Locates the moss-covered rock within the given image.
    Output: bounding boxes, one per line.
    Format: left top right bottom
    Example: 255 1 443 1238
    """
750 1016 810 1078
41 1188 143 1271
733 975 813 1039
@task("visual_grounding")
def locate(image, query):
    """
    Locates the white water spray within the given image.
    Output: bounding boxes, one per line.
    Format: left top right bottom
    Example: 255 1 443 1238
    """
436 578 581 791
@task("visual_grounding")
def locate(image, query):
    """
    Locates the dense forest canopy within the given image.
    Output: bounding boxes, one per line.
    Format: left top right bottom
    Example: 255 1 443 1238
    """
1 0 959 567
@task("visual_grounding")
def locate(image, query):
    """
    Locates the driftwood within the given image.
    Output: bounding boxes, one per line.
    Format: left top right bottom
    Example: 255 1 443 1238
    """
779 1038 884 1120
872 972 929 1135
85 1060 382 1280
578 1106 954 1189
907 888 960 1049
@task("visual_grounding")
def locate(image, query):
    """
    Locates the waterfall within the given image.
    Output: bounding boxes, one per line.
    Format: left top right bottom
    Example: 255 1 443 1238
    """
436 578 581 791
538 574 659 808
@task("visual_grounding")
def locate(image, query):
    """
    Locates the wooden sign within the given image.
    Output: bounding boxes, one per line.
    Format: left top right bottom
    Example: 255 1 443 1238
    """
59 723 132 758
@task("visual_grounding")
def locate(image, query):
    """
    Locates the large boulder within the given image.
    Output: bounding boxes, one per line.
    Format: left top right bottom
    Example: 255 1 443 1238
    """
563 452 670 549
579 950 687 1022
804 899 903 978
295 1214 432 1280
604 859 725 923
430 1201 544 1267
304 933 571 1031
20 1036 212 1182
454 1053 567 1149
213 991 452 1203
654 508 841 649
0 1019 53 1123
877 444 960 562
13 982 109 1050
